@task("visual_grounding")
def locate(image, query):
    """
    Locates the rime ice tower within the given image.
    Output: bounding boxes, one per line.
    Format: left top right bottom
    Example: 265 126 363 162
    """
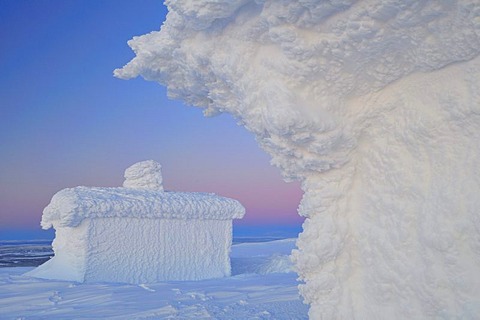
27 160 245 283
115 1 480 318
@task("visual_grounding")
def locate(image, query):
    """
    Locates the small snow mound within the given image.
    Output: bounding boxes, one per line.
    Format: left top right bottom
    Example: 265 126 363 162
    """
231 254 293 275
257 255 292 275
231 239 296 275
123 160 163 191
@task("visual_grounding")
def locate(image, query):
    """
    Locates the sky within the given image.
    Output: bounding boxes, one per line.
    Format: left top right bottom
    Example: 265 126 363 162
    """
0 0 303 239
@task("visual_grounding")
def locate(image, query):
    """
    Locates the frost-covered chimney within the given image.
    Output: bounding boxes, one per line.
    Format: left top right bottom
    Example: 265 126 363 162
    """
123 160 163 191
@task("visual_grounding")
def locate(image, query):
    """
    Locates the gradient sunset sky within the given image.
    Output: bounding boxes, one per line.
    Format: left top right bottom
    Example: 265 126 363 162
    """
0 0 303 239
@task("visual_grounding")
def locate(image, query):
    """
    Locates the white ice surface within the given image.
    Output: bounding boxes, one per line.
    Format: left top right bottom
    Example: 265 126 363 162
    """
28 218 234 283
41 187 245 229
115 1 480 318
1 239 307 319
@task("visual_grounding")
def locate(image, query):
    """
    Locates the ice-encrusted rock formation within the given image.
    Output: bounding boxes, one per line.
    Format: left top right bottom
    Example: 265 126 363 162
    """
115 1 480 318
27 161 245 283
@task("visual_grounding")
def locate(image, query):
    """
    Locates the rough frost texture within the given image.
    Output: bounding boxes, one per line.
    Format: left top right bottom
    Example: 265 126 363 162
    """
115 0 480 318
28 218 233 283
41 187 245 229
123 160 164 191
31 161 245 283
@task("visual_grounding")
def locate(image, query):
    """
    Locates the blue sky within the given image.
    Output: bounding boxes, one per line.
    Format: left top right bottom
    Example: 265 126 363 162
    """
0 0 303 239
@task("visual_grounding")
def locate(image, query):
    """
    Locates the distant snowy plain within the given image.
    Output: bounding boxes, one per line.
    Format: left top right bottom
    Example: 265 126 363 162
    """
0 238 308 319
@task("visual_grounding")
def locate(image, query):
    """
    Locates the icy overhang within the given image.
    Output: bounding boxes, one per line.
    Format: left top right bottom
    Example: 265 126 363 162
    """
41 187 245 229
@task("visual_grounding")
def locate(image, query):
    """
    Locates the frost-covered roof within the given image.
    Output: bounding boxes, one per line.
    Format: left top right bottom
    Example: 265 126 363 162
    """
41 186 246 229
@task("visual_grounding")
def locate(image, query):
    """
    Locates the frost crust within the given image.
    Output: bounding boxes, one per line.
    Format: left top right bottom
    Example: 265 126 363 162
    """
41 187 245 229
123 160 164 191
115 1 480 318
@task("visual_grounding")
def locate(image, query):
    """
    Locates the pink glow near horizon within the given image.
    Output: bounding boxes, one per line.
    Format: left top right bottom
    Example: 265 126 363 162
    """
0 1 304 231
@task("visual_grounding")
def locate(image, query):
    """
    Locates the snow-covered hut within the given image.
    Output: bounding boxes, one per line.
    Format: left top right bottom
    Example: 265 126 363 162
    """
26 160 245 284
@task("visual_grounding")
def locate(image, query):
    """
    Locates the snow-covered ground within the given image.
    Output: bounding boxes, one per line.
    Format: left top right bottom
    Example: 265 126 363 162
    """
0 238 308 319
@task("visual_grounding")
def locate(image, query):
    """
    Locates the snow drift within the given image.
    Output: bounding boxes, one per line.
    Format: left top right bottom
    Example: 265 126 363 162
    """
115 1 480 318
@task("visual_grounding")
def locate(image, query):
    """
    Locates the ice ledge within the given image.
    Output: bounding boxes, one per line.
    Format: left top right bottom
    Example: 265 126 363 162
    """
41 186 245 229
